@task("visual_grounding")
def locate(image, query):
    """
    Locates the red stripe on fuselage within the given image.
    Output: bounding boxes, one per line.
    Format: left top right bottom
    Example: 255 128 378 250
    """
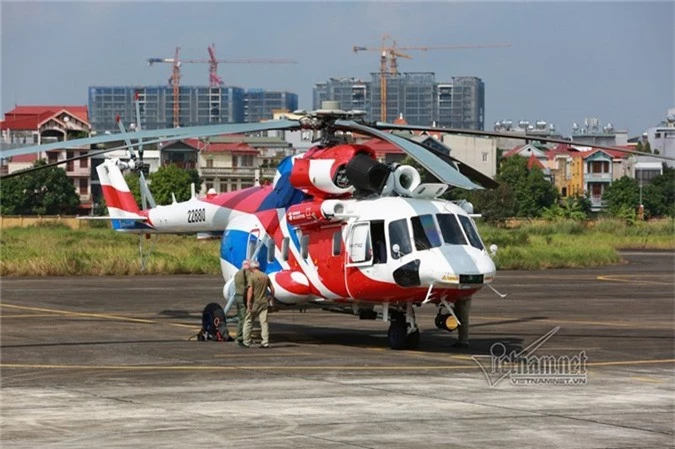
201 186 270 213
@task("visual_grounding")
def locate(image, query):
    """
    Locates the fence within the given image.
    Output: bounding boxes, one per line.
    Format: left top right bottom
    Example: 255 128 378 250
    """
0 215 93 229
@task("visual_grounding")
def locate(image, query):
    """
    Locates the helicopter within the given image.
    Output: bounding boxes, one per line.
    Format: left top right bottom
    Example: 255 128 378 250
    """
3 105 670 349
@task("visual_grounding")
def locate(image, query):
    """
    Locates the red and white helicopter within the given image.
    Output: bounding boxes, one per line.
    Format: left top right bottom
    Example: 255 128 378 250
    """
5 106 666 349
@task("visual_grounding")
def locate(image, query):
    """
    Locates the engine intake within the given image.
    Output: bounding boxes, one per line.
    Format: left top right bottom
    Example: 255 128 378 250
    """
344 153 391 195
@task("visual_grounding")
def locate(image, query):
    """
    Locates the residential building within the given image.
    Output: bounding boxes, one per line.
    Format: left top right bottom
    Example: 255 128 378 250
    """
645 108 675 167
197 134 294 193
571 117 628 147
88 85 246 132
1 105 93 211
492 119 562 150
442 76 484 130
198 141 259 194
313 74 485 129
245 90 298 123
160 140 199 170
504 142 634 210
312 78 369 113
442 134 497 179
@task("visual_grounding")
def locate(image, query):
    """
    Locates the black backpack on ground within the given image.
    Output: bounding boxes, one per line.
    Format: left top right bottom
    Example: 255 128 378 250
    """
197 302 233 341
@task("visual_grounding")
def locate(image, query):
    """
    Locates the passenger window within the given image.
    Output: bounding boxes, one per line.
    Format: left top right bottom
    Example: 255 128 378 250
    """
348 222 371 264
301 234 310 259
458 215 484 250
266 239 275 263
281 237 289 261
437 213 467 245
411 214 442 250
332 231 342 256
388 218 412 259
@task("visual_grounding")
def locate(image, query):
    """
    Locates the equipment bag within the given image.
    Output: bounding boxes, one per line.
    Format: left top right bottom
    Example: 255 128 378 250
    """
197 302 233 341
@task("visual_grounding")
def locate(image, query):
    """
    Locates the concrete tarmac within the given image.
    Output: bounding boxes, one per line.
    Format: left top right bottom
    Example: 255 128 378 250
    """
1 251 673 448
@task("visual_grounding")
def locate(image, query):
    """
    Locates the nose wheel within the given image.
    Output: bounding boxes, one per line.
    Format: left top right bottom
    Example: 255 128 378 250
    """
435 312 459 333
387 304 420 350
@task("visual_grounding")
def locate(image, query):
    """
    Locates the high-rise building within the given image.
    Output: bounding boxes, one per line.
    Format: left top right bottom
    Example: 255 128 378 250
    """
312 78 369 113
445 77 484 131
88 86 297 132
313 73 485 129
245 90 298 123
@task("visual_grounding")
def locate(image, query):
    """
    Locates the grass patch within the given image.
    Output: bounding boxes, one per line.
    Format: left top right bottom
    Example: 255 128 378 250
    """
0 227 220 276
1 219 673 275
478 218 674 270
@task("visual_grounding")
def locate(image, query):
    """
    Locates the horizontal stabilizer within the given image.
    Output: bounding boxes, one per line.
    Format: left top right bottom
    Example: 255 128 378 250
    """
77 215 147 221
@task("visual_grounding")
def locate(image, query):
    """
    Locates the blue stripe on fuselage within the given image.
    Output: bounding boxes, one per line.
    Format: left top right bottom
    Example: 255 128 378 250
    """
256 156 307 212
221 229 283 274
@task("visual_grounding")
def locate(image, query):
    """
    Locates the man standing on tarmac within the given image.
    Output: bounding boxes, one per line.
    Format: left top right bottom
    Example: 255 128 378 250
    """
233 259 250 345
241 260 275 349
453 297 471 349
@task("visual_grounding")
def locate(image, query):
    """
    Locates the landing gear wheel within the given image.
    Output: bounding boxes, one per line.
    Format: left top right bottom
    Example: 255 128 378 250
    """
387 318 407 350
404 329 420 350
435 314 446 329
388 312 420 350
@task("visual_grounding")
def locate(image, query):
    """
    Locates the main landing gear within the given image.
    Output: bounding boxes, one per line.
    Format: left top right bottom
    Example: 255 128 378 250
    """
387 303 420 350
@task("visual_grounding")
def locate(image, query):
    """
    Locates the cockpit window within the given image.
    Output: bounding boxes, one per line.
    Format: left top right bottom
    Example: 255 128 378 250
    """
458 215 484 250
388 218 413 259
411 214 442 250
436 213 467 245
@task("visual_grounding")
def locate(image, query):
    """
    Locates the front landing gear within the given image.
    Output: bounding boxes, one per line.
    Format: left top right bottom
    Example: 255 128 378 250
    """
387 304 420 350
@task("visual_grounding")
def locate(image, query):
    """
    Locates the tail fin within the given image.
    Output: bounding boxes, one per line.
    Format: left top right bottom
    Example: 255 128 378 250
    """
97 159 142 218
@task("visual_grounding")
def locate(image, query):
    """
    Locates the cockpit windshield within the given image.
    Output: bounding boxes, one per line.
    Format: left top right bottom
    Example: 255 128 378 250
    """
388 218 413 259
411 214 442 250
436 213 467 245
458 215 484 250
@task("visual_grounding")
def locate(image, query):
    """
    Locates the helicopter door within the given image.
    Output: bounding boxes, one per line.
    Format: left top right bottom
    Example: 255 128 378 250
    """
345 222 373 267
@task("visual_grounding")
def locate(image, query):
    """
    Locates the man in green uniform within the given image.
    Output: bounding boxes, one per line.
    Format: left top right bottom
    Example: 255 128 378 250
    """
234 260 250 346
242 260 275 348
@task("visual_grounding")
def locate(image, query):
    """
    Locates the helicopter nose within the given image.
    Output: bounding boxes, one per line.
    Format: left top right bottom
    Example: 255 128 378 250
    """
419 246 496 286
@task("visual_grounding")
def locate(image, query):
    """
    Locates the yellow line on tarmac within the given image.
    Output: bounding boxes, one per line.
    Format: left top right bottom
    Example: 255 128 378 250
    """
472 315 636 328
0 303 198 330
0 363 477 371
630 376 664 384
2 359 674 372
0 314 64 319
596 275 673 286
587 359 675 367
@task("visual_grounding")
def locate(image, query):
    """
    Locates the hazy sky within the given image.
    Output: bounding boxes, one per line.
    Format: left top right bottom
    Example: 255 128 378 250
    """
2 1 673 135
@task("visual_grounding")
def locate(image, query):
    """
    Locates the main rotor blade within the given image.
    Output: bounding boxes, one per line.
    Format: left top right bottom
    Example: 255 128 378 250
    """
374 122 675 162
399 135 499 189
336 120 483 190
1 120 301 159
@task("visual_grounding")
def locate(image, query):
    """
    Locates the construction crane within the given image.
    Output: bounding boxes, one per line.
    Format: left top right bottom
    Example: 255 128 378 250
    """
353 35 510 122
148 46 297 127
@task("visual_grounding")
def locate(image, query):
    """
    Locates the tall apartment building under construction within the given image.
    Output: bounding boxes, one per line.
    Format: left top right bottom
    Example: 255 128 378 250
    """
313 74 484 130
88 86 297 132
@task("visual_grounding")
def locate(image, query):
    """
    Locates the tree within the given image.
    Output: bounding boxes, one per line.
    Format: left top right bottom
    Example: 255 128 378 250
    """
541 195 591 221
495 156 558 217
643 167 675 217
602 176 639 216
0 160 80 215
124 173 142 206
468 184 516 223
147 165 201 205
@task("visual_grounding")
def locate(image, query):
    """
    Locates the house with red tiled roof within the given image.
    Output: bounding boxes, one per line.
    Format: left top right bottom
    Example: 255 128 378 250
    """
1 105 93 211
541 143 635 210
198 141 261 193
